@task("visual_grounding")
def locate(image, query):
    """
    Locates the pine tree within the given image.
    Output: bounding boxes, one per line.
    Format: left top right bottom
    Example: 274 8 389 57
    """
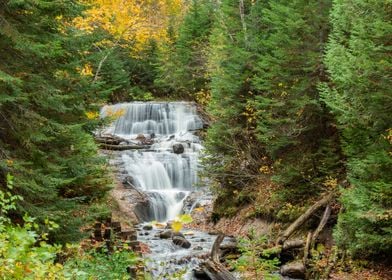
321 0 392 257
156 0 214 98
0 0 111 242
251 0 342 209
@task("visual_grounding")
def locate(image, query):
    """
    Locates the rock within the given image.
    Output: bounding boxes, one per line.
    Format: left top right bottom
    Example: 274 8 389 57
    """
159 230 173 239
173 231 185 238
122 176 135 187
193 246 203 251
280 261 306 279
175 192 186 200
172 236 191 249
193 268 209 279
142 224 153 231
173 143 184 154
135 134 146 141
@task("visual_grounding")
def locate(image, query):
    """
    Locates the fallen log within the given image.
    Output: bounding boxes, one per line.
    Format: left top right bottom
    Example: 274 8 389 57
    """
276 193 334 244
303 231 312 266
311 205 331 249
99 143 150 150
199 234 237 280
282 239 304 251
202 260 237 280
95 136 124 145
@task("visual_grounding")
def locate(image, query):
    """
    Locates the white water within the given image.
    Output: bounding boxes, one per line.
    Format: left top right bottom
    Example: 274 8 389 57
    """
101 102 203 222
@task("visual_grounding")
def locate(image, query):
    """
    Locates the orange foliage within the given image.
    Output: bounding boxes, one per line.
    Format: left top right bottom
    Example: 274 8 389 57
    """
74 0 185 52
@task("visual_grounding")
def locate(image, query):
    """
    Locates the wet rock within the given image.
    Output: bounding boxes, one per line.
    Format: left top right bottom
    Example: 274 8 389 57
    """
280 261 305 279
122 176 135 187
143 225 153 230
159 230 173 239
172 236 191 249
173 231 185 238
193 246 203 251
135 134 146 142
173 143 184 154
173 236 191 249
159 229 185 239
175 192 186 200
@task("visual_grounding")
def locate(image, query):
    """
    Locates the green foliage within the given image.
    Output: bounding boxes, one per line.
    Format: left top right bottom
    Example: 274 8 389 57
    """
250 0 343 208
0 0 113 242
0 175 64 279
156 0 214 98
229 229 280 279
321 0 392 258
204 0 263 209
63 246 138 280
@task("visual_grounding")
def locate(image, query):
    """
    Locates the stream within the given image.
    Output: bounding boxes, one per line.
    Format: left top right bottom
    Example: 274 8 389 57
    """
100 102 233 279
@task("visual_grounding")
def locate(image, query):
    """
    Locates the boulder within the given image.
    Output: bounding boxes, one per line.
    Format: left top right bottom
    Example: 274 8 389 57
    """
159 230 185 239
159 230 173 239
280 261 306 279
172 236 191 249
173 143 184 154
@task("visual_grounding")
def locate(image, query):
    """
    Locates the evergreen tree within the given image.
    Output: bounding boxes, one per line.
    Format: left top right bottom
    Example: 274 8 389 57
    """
251 0 342 211
205 0 266 216
0 0 112 242
156 0 214 98
321 0 392 257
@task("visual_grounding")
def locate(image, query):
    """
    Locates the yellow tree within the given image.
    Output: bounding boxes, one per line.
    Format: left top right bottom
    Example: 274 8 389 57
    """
74 0 184 81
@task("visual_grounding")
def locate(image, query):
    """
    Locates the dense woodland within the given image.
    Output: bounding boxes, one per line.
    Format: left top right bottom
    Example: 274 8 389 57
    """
0 0 391 279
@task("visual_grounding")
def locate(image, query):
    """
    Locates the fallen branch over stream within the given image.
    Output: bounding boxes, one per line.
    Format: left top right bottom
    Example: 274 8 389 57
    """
200 234 237 280
98 143 151 150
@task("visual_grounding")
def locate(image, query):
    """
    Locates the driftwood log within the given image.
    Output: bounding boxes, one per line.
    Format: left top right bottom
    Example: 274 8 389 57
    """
95 136 125 145
98 143 150 150
276 193 333 245
303 231 312 265
311 205 331 249
200 234 237 280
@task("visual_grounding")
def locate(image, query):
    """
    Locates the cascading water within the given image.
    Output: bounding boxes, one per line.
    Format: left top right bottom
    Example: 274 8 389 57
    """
101 102 203 222
101 102 237 279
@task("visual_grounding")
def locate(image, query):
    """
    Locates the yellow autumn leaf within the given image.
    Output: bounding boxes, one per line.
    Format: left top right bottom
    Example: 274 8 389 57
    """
171 221 183 232
85 111 99 120
193 207 204 212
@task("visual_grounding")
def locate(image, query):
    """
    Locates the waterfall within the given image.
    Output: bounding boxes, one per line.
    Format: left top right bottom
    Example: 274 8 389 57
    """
101 102 203 222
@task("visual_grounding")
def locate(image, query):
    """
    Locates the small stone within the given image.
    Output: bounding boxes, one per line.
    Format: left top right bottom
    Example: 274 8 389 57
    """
142 225 153 231
173 143 184 154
